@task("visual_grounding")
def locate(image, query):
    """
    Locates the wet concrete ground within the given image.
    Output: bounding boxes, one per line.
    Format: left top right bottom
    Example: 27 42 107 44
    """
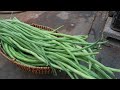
0 11 120 79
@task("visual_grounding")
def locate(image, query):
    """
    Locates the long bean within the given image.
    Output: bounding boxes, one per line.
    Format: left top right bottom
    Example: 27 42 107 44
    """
0 18 119 79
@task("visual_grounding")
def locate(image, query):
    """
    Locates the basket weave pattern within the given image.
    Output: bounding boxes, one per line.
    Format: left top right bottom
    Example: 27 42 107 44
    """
0 23 54 74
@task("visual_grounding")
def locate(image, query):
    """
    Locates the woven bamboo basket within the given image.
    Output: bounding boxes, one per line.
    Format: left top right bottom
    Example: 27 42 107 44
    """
0 23 56 74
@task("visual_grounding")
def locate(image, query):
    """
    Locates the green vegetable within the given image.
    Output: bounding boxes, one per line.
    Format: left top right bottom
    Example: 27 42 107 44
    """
0 17 120 79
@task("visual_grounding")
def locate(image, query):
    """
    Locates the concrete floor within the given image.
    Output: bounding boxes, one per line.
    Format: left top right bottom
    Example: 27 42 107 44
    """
0 11 120 79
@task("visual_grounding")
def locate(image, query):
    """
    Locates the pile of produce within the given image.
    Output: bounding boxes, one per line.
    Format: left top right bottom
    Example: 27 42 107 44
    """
0 17 120 79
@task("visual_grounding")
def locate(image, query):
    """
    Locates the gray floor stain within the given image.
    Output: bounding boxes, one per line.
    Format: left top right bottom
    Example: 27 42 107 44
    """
56 11 69 20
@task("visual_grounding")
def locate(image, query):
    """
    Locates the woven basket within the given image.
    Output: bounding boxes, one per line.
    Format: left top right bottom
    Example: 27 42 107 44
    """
0 23 55 74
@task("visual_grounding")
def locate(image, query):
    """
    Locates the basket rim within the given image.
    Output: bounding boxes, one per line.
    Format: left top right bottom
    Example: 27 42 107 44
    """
0 23 55 69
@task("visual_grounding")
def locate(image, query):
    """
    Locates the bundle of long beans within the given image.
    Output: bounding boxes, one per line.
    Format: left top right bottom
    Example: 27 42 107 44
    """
0 17 120 79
